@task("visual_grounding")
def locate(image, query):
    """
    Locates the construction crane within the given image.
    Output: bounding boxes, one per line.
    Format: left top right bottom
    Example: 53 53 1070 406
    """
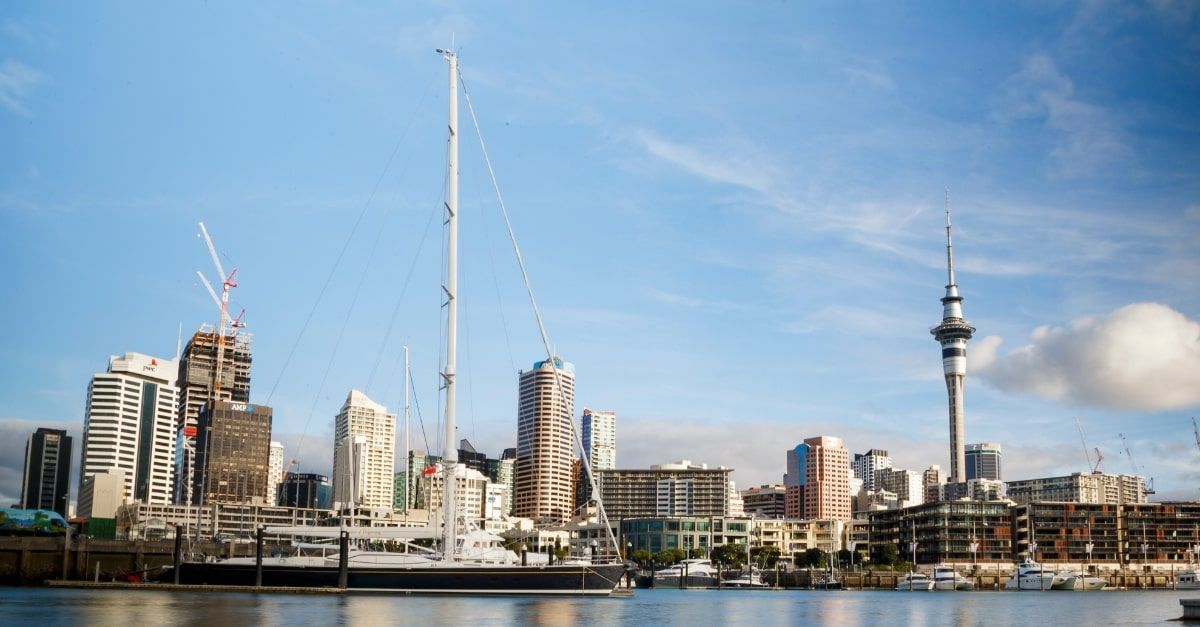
1092 447 1103 474
1118 432 1156 495
1074 416 1094 473
1192 417 1200 455
196 222 244 403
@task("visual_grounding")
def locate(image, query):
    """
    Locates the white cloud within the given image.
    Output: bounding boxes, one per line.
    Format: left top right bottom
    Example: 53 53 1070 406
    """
0 58 45 116
973 302 1200 411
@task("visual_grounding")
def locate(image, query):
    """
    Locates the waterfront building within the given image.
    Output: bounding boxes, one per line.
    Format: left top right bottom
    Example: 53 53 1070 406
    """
277 472 332 510
749 518 848 557
742 484 787 519
420 464 491 521
20 428 72 516
852 449 892 492
868 500 1013 565
874 468 924 509
192 401 272 505
727 478 744 517
940 478 1006 501
514 357 576 526
77 468 125 519
802 436 851 521
116 501 329 542
930 202 976 483
331 390 395 512
595 460 732 519
1013 501 1200 566
174 327 252 503
80 352 179 510
266 441 284 505
619 516 751 554
1005 472 1146 505
965 442 1002 481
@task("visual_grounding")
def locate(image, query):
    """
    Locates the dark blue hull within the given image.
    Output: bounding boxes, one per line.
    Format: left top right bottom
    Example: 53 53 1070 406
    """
160 562 627 595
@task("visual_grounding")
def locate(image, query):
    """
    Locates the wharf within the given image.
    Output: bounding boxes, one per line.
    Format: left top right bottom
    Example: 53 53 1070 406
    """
46 580 344 594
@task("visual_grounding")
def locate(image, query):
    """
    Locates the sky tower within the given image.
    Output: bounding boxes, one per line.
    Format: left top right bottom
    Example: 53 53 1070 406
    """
930 193 975 483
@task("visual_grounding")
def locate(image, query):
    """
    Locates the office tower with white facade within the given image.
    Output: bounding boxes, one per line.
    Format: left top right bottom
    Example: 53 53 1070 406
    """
21 428 72 517
852 448 892 492
930 199 976 483
80 353 179 510
514 357 575 526
802 436 852 521
332 390 395 512
965 442 1002 481
873 468 925 508
267 441 284 505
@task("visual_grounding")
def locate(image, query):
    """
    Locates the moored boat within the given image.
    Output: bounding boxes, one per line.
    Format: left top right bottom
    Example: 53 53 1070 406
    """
1004 560 1069 590
896 572 935 591
932 564 974 591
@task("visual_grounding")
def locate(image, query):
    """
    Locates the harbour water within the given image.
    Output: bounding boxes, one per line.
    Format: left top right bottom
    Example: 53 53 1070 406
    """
0 587 1194 626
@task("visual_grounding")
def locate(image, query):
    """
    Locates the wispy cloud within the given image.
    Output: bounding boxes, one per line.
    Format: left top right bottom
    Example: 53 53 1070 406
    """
995 52 1129 177
0 59 46 116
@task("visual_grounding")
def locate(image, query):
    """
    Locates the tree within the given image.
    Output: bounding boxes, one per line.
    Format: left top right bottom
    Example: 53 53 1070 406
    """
688 547 707 559
750 546 781 568
652 549 681 566
880 543 900 568
553 538 570 563
710 543 747 569
632 549 652 567
836 549 854 567
796 548 825 568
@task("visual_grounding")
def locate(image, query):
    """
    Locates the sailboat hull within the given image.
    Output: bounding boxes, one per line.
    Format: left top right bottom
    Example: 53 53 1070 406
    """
160 562 627 595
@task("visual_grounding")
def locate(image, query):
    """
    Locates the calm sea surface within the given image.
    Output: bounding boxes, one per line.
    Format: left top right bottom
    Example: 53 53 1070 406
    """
0 587 1194 626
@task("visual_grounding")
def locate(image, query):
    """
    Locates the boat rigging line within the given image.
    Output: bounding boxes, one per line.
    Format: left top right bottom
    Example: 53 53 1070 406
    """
458 66 621 557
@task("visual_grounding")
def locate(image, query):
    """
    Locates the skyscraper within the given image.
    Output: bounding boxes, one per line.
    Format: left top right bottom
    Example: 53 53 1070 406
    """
192 401 272 505
801 436 851 521
20 428 72 516
783 442 808 518
965 442 1002 481
852 448 892 492
577 408 616 510
174 327 252 503
581 409 616 471
267 441 285 505
332 390 395 512
930 198 976 483
514 357 575 525
80 353 179 508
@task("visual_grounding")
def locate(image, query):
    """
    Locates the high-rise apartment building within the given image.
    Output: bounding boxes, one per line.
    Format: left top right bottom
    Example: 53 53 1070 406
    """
801 436 851 521
852 449 892 492
487 448 516 517
192 401 272 505
80 353 179 510
514 357 575 525
930 203 976 483
965 442 1002 481
267 441 284 505
332 390 395 512
741 484 787 519
595 461 731 519
873 468 924 508
582 409 616 471
1005 472 1146 505
174 327 252 503
21 428 72 516
923 465 946 503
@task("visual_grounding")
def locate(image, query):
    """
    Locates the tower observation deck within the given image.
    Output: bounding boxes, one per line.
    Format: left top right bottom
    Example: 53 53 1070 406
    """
930 195 975 483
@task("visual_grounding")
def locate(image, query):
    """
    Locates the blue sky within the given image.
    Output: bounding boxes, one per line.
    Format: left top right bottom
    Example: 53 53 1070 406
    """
2 2 1198 506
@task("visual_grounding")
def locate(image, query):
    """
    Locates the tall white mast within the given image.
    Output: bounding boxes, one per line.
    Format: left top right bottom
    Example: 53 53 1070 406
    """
438 47 460 559
403 342 411 517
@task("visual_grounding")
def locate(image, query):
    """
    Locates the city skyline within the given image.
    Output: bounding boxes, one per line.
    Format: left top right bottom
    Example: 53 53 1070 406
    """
2 3 1198 507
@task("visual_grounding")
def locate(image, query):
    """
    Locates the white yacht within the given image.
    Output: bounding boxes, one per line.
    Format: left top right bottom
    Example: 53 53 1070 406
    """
1004 560 1070 590
1177 567 1200 590
654 559 718 588
896 572 935 591
722 569 770 589
931 564 974 591
1066 571 1107 591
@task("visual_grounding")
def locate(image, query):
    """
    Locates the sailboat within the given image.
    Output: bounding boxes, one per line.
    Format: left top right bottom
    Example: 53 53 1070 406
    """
159 48 626 595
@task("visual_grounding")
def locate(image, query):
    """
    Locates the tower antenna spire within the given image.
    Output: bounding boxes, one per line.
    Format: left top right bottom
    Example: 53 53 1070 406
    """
945 188 956 288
